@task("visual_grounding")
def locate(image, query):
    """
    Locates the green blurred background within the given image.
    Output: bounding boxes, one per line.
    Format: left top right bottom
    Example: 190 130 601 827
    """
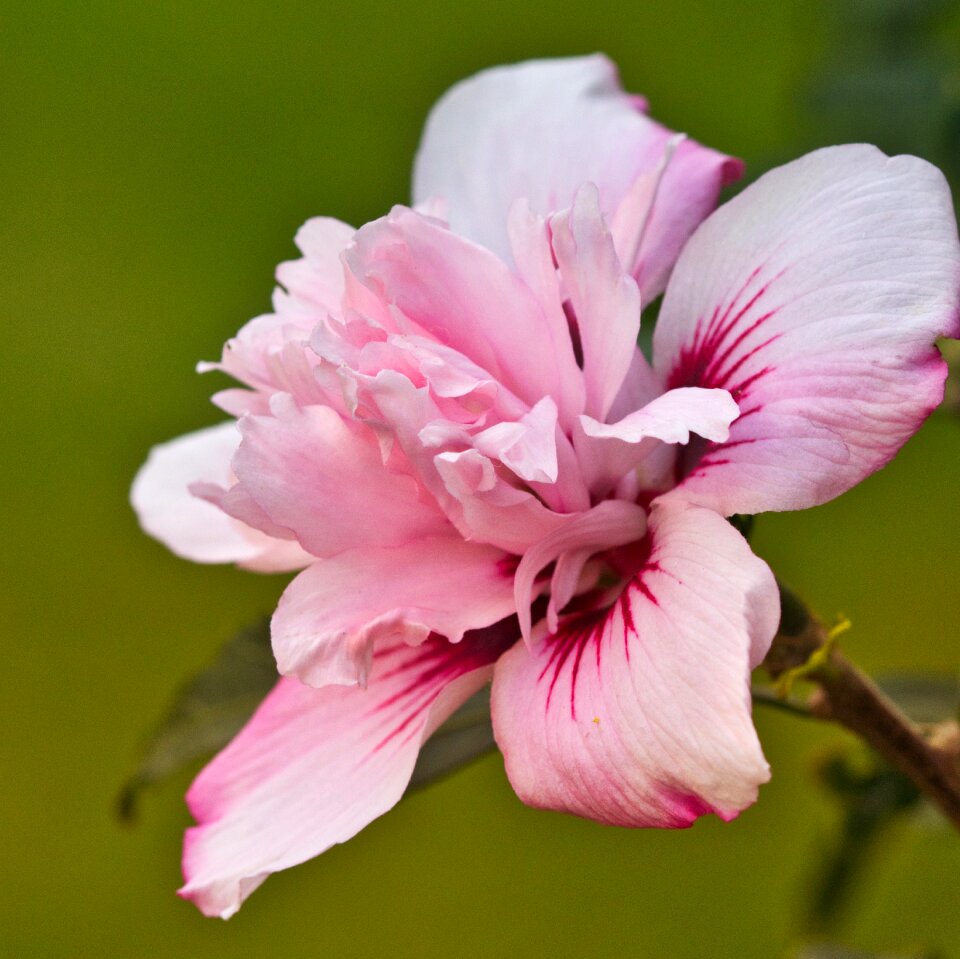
3 1 959 956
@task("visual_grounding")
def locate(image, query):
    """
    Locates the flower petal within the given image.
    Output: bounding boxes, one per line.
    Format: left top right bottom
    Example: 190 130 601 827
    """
345 206 581 423
513 499 648 645
606 345 664 423
131 422 311 572
582 387 739 446
618 133 743 301
180 629 515 918
507 199 587 429
550 184 641 421
654 145 960 515
433 448 568 554
492 501 778 828
274 216 353 312
576 387 739 496
473 396 559 484
272 537 517 688
232 394 450 557
348 367 573 554
412 54 740 300
197 217 354 413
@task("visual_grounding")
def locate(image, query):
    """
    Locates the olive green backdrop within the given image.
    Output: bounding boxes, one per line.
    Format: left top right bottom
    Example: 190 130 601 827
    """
3 1 959 956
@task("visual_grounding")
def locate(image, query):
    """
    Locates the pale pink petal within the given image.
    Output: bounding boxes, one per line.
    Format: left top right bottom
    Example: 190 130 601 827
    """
413 55 740 298
654 145 960 515
528 427 592 515
474 396 559 484
433 448 569 554
624 135 743 301
420 399 588 516
392 334 512 407
507 198 587 430
202 316 336 414
551 184 641 421
347 367 574 553
343 366 463 500
181 627 516 918
576 387 739 498
232 394 450 557
131 423 311 572
310 310 387 371
548 549 601 626
189 478 298 544
582 386 739 445
433 448 499 496
608 134 681 294
272 536 517 687
197 218 352 406
513 499 649 644
208 387 269 418
492 501 779 828
606 346 664 423
366 333 552 449
345 206 579 417
199 313 308 397
237 541 314 574
274 216 353 312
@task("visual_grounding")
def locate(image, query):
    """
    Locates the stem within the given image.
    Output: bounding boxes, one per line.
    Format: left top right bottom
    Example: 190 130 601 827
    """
750 685 814 720
763 583 960 831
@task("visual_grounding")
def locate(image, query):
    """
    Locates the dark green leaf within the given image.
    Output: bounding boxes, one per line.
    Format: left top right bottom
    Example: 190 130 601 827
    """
116 618 276 822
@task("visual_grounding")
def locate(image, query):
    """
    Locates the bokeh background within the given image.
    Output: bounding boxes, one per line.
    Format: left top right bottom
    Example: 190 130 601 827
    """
3 1 960 956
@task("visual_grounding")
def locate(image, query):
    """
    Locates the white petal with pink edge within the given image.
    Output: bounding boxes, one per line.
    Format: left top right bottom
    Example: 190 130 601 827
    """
654 145 960 516
131 422 311 572
492 501 779 828
412 55 741 301
180 629 516 918
272 536 518 688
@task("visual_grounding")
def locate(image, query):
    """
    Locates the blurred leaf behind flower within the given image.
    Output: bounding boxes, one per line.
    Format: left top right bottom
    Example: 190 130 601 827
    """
116 619 277 823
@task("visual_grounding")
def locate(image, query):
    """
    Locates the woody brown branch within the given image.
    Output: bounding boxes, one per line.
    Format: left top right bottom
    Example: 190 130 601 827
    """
763 583 960 831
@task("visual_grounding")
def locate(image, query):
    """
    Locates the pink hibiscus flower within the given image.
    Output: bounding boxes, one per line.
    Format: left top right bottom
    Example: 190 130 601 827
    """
132 55 960 918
